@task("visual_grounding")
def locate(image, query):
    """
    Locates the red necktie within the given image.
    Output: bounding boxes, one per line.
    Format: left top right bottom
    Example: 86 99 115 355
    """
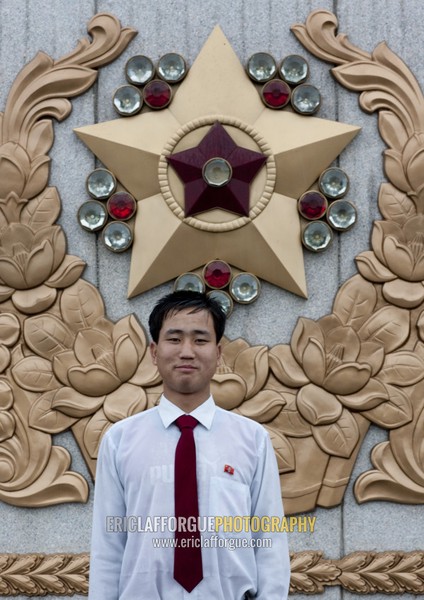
174 415 203 592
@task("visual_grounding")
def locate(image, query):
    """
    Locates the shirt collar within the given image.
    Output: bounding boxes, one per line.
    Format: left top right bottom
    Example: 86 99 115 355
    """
158 395 216 430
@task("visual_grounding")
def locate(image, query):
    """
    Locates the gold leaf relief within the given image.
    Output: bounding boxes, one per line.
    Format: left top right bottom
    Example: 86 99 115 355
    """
60 280 105 332
24 314 74 360
265 426 295 474
312 408 360 458
1 550 423 596
233 345 268 397
12 356 59 392
51 388 105 419
332 275 377 328
20 187 60 229
355 251 397 283
235 389 286 423
0 8 138 509
361 384 412 429
290 11 370 65
55 13 137 69
357 305 410 351
46 255 86 289
83 408 112 459
269 392 312 438
29 390 78 434
377 351 424 386
268 344 309 388
102 383 147 423
378 112 409 154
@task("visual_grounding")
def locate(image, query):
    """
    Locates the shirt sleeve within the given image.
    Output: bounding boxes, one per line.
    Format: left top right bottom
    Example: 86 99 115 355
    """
88 430 127 600
249 432 290 600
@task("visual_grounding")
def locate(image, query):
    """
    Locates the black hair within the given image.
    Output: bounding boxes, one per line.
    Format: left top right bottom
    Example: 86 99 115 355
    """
148 290 226 343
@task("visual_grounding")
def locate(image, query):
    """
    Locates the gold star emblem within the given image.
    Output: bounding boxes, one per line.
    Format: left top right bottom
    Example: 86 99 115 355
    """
75 27 359 299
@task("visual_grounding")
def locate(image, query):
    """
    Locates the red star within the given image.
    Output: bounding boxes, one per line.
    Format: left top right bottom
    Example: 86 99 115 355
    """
166 121 267 217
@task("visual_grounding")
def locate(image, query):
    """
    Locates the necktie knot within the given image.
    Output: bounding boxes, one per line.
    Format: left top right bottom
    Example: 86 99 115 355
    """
176 414 198 431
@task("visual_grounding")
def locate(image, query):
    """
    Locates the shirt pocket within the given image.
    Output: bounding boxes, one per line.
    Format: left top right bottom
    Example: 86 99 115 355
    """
208 475 251 522
207 476 256 580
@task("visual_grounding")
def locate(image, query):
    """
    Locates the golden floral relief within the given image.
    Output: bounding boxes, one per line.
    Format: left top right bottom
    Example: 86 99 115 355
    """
1 550 424 596
290 9 424 508
0 0 422 534
0 6 423 597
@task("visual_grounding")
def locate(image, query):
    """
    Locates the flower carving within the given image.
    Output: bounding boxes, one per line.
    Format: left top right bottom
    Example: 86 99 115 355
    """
52 316 147 398
211 338 270 412
0 188 86 313
0 138 51 201
0 224 66 290
384 133 424 205
357 207 424 308
270 292 421 458
0 313 20 373
11 280 160 458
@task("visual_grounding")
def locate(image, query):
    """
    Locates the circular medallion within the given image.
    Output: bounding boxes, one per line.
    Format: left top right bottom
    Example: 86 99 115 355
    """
279 55 309 85
86 169 116 200
159 116 276 232
125 55 155 85
319 167 349 199
291 84 321 115
78 201 107 232
302 221 333 252
229 273 261 303
113 85 143 116
102 221 133 252
203 260 232 289
174 273 205 293
327 199 357 231
202 158 232 187
207 290 233 316
158 53 187 83
246 53 277 82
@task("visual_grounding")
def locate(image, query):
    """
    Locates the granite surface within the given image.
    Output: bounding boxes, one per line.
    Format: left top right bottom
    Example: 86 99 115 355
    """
0 0 423 598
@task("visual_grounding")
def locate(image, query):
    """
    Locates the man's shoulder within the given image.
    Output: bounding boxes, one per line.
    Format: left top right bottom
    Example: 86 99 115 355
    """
214 405 269 437
104 405 160 440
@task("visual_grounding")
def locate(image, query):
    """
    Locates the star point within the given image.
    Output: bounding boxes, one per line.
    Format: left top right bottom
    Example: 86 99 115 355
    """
74 27 360 300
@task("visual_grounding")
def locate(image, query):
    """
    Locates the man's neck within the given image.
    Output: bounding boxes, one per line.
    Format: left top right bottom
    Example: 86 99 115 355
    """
164 392 210 414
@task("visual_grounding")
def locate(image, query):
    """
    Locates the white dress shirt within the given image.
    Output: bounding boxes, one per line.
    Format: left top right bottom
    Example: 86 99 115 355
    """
89 395 290 599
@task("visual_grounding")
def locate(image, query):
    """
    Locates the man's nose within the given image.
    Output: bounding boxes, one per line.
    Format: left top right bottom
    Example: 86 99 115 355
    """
179 339 195 357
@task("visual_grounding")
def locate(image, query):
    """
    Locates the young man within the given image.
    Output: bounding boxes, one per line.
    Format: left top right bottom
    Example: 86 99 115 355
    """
89 291 290 599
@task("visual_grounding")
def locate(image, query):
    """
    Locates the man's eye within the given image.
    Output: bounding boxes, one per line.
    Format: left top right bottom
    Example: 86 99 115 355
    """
196 339 208 344
168 337 180 342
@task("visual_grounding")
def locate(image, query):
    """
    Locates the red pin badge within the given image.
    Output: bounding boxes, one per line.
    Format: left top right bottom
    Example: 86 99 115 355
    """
224 464 234 475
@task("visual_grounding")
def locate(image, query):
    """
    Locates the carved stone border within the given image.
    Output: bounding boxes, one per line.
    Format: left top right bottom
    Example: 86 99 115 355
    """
0 551 423 596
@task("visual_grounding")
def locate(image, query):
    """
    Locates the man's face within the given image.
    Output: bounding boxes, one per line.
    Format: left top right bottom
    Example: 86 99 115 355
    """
150 308 221 406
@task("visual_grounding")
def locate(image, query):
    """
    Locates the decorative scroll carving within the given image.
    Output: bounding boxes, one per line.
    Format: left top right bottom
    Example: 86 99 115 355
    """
0 13 137 505
0 551 423 596
290 9 424 507
290 550 424 595
0 553 89 596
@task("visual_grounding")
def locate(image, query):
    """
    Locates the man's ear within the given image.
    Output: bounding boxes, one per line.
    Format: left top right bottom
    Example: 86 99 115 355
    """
150 342 157 365
216 343 222 362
